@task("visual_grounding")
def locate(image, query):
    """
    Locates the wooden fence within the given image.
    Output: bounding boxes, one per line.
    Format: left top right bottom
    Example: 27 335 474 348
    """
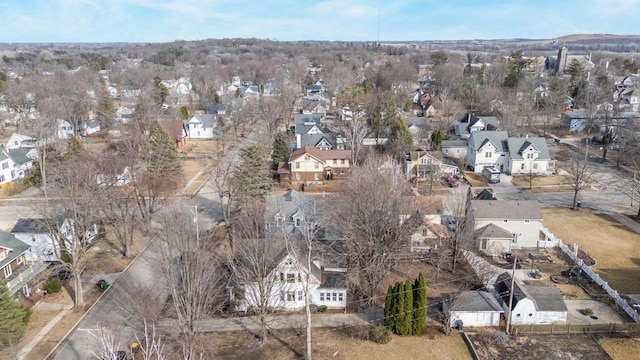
512 322 640 335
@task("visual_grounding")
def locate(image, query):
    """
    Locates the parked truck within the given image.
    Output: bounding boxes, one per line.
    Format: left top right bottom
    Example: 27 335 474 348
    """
482 166 501 184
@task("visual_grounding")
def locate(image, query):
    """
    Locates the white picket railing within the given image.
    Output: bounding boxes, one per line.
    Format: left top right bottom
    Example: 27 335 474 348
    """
539 225 640 323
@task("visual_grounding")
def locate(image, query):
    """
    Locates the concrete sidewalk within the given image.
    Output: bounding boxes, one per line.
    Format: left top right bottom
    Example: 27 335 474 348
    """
18 301 74 360
608 212 640 235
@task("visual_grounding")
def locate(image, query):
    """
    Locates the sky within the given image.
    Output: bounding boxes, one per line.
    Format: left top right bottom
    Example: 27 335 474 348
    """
0 0 639 43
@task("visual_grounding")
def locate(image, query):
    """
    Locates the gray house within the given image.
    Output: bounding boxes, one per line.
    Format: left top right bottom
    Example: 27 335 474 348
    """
469 200 543 250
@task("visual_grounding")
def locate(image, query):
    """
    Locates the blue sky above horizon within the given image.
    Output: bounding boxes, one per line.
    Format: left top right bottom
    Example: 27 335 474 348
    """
0 0 638 43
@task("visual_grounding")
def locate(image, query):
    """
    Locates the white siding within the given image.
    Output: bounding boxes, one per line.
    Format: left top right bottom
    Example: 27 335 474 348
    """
474 219 541 248
450 311 502 327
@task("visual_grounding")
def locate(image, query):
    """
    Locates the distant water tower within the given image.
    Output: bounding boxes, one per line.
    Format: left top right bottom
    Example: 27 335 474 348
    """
555 46 568 74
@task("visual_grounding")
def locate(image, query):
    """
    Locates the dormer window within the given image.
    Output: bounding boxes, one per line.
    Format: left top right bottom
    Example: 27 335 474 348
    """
295 218 301 226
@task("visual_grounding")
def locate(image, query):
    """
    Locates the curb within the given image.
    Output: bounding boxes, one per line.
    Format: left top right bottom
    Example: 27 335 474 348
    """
44 235 156 360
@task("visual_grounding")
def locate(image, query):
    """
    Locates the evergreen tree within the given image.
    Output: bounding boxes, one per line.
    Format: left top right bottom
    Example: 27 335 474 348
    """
412 272 427 335
148 124 183 177
399 279 413 335
394 281 405 334
234 144 272 201
213 92 221 104
387 117 413 157
0 284 30 346
95 85 116 129
389 282 400 332
271 132 291 170
153 75 169 107
180 106 189 120
384 285 393 327
430 130 443 151
503 50 533 88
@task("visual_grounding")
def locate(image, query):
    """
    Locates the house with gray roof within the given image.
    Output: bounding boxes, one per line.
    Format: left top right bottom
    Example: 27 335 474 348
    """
265 189 316 235
442 139 467 159
466 131 510 173
184 114 217 139
507 137 554 175
445 290 503 328
455 113 501 139
469 200 543 250
494 272 567 325
466 131 553 175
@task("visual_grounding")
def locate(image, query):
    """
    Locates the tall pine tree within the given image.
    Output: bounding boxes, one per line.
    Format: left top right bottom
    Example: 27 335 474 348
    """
412 272 427 335
399 279 413 335
234 144 272 201
0 285 30 346
271 132 291 170
148 124 183 177
384 285 393 327
395 281 405 334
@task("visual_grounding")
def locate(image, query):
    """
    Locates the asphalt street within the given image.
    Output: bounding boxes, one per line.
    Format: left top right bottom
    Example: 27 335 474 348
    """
49 125 262 360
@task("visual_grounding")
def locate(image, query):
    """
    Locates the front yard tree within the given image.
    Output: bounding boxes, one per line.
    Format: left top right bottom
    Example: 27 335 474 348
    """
503 50 533 89
233 144 272 202
565 152 593 210
412 272 427 335
155 203 225 335
431 129 443 150
148 123 183 177
45 151 106 308
333 156 419 301
228 200 289 343
0 284 30 347
271 131 291 170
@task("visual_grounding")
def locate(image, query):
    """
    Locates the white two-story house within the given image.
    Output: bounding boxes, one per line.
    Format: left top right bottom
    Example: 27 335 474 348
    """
469 200 543 254
507 137 553 175
466 131 509 173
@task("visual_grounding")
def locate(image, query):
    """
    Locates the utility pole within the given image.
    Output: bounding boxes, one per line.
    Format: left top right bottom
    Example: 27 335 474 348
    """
505 255 517 334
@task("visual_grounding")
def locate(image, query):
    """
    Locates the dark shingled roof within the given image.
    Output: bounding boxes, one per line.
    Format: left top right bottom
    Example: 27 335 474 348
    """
450 290 503 312
471 200 542 220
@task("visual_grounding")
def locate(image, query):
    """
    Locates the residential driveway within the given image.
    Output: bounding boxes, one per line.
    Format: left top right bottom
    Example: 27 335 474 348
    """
490 173 519 197
564 300 626 324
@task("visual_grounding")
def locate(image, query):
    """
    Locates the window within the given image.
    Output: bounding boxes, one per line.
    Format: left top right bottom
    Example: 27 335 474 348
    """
520 163 525 170
295 162 300 169
422 229 428 237
516 313 521 317
481 239 487 250
286 273 296 283
503 219 508 224
1 162 8 169
338 292 344 302
3 265 12 277
526 153 533 159
524 219 530 224
340 169 344 175
280 272 285 281
485 152 492 158
0 175 5 182
332 292 337 301
422 158 430 164
297 291 303 301
286 291 296 301
512 233 518 243
340 159 345 165
314 162 319 169
528 313 533 317
333 159 337 165
295 173 301 180
320 292 325 301
10 170 15 179
295 218 301 226
17 255 24 265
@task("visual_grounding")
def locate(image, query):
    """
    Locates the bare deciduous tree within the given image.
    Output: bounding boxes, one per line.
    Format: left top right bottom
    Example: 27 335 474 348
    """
564 152 594 210
155 204 225 336
443 186 473 272
332 156 419 302
44 151 105 307
228 200 288 343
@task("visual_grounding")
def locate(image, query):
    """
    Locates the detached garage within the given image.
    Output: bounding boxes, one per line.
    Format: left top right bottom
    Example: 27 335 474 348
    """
445 290 503 328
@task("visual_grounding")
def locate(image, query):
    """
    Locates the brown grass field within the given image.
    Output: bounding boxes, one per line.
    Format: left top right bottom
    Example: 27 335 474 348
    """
211 327 472 360
542 207 640 293
598 335 640 360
